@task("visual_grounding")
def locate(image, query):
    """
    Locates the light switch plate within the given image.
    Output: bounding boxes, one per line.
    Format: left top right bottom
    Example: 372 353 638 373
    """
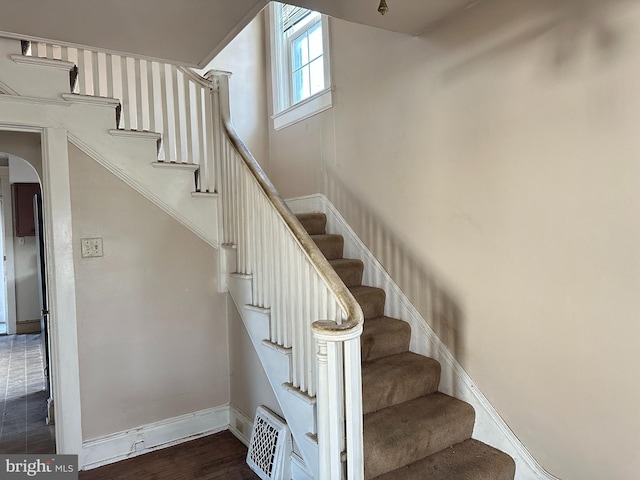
81 238 103 258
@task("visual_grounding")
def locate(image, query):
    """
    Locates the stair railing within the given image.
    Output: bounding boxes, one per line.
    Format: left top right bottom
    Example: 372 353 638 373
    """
209 70 365 480
23 41 216 193
20 37 364 477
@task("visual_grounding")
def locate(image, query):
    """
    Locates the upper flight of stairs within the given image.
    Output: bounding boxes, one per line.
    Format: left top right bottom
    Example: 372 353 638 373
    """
0 37 219 247
297 212 516 480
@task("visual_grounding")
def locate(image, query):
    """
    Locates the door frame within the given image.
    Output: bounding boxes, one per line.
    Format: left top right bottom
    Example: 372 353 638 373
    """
0 121 83 456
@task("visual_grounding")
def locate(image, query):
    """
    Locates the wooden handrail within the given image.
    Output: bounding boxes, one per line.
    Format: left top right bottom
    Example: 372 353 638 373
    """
219 102 364 340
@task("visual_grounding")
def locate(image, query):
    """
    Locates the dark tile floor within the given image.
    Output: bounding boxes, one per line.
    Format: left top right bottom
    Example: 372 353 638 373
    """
0 333 55 453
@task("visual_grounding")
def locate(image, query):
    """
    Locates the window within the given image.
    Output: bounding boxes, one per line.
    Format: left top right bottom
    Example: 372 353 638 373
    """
270 2 332 130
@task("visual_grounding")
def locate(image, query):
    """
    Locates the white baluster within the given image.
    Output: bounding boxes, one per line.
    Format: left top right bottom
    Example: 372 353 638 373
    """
315 335 344 480
159 63 171 161
77 49 86 95
345 336 365 480
194 86 205 189
204 84 215 192
146 61 156 133
183 76 194 164
91 50 100 96
170 65 182 162
120 56 130 129
134 59 143 130
106 54 114 99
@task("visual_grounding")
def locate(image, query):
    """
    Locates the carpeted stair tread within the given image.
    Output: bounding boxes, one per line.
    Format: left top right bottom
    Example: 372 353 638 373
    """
362 352 440 414
364 393 475 479
350 285 386 319
297 209 515 480
329 258 364 287
372 439 516 480
361 316 411 361
296 212 326 235
311 234 344 260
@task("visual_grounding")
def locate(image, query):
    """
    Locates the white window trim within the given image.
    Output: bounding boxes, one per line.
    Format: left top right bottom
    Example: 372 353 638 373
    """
269 2 333 130
272 86 333 130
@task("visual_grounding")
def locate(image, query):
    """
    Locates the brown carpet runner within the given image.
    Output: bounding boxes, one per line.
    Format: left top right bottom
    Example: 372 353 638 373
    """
296 212 515 480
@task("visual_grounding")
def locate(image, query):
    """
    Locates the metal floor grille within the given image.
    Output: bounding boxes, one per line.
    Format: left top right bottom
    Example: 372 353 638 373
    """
246 406 292 480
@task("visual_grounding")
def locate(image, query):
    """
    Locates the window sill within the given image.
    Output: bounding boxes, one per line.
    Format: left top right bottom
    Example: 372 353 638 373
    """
272 87 333 131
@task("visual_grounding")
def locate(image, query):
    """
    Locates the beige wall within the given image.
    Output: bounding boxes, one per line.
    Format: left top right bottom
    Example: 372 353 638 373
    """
266 1 640 479
68 144 229 440
0 131 43 179
198 13 270 168
227 300 281 420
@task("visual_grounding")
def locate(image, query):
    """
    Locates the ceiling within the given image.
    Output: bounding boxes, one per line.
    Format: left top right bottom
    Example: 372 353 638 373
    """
0 0 478 68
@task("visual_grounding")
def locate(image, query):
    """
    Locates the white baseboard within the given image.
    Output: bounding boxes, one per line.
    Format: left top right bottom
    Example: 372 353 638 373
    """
81 404 230 470
286 194 559 480
228 404 253 446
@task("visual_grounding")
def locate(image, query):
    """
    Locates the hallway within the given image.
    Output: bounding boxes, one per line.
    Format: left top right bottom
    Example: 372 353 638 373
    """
0 333 55 453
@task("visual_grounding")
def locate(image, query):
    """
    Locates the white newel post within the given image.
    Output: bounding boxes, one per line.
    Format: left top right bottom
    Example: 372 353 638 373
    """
205 69 234 293
314 321 364 479
205 69 231 194
314 332 343 479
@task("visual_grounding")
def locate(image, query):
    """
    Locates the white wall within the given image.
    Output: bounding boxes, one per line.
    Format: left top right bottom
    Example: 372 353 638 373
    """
265 1 640 479
68 144 230 440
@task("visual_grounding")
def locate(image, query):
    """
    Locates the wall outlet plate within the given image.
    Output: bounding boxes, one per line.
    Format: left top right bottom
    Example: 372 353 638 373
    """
81 237 103 258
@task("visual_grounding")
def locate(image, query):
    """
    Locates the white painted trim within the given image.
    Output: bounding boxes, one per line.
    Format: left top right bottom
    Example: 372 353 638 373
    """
286 194 560 480
291 452 314 480
81 404 230 470
228 404 253 446
108 129 161 141
191 191 219 199
41 127 83 456
272 88 333 131
151 161 199 171
10 54 75 71
0 94 70 108
61 93 120 107
0 79 19 95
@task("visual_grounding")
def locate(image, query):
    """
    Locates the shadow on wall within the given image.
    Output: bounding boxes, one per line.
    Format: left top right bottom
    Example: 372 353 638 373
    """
322 169 467 379
426 0 627 81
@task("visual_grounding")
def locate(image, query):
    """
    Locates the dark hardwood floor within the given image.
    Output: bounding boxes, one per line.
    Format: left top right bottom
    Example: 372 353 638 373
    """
79 431 260 480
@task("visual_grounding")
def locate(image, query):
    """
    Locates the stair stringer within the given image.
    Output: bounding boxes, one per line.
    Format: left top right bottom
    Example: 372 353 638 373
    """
287 194 560 480
0 90 219 248
227 272 319 480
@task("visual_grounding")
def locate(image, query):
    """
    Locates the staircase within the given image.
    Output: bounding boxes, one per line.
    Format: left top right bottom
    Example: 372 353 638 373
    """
297 212 515 480
0 33 536 479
